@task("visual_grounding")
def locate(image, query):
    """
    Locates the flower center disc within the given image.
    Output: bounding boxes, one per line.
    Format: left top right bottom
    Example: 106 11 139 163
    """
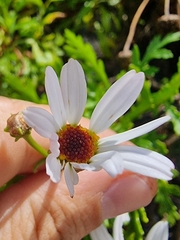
58 124 99 163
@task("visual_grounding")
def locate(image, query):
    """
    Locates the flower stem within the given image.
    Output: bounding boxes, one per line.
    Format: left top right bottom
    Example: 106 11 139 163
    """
23 134 48 157
33 158 46 173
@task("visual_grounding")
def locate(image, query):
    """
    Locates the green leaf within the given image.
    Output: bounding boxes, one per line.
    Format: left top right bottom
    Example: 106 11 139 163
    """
149 48 173 59
124 210 147 240
13 0 43 11
153 70 180 106
155 180 180 226
26 38 59 66
3 73 40 102
142 32 180 64
43 12 66 25
132 44 141 66
166 104 180 135
141 65 159 77
16 17 43 38
160 31 180 46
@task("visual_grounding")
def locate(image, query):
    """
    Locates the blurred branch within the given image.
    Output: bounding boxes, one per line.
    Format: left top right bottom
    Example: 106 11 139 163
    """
118 0 150 58
164 0 170 16
165 134 179 147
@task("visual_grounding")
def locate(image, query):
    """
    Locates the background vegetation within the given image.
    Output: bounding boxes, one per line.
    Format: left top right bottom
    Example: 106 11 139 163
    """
0 0 180 239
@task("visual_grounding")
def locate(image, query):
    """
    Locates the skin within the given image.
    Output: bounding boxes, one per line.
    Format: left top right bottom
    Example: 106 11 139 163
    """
0 96 157 240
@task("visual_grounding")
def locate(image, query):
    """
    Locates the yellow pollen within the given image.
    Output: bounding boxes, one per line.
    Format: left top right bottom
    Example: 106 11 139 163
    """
58 124 99 163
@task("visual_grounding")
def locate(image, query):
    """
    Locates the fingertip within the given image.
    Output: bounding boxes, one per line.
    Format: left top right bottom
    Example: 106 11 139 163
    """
101 172 157 219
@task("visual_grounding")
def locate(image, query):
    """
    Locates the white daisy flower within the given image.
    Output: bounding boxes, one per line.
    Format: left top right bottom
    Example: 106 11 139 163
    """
23 59 174 197
90 214 169 240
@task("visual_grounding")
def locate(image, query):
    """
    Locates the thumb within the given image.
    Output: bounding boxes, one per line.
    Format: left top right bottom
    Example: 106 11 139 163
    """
0 170 157 240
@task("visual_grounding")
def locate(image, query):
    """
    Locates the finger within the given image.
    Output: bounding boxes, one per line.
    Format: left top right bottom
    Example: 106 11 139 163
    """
0 96 115 186
0 170 157 240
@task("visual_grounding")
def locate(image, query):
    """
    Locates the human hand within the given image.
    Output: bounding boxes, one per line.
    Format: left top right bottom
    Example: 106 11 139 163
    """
0 96 157 240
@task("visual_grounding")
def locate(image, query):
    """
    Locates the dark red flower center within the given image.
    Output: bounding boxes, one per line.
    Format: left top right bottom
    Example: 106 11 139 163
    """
58 124 99 163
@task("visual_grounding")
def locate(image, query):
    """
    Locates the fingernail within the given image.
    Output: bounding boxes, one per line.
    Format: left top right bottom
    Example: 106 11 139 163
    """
101 173 157 219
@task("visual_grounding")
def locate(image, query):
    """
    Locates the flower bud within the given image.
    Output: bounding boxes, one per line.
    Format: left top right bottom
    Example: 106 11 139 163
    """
4 112 31 141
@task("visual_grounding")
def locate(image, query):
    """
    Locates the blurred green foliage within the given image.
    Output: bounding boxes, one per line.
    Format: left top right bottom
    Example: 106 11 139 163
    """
0 0 180 239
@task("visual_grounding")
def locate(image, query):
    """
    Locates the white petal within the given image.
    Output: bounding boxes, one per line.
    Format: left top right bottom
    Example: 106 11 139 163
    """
99 116 171 147
101 152 124 177
71 151 121 173
90 70 144 133
60 59 87 124
71 162 103 172
46 154 61 182
71 162 92 170
45 66 66 127
118 145 174 180
64 163 79 197
71 152 114 172
90 224 113 240
90 151 120 169
145 221 169 240
113 213 130 240
49 135 60 157
23 107 57 138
